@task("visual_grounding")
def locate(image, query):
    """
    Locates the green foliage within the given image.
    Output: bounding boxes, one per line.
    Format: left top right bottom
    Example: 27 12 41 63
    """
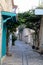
18 10 41 30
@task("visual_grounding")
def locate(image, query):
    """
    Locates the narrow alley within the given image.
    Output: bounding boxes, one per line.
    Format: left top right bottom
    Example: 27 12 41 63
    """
2 40 43 65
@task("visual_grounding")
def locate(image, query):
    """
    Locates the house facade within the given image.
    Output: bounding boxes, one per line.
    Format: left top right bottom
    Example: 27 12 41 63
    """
0 0 17 62
35 0 43 53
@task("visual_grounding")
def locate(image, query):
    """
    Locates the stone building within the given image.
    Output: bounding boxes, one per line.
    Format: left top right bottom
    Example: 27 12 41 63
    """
0 0 17 63
22 28 35 45
35 0 43 53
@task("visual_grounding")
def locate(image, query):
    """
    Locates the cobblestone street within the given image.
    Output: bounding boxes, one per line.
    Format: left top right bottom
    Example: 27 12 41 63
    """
2 40 43 65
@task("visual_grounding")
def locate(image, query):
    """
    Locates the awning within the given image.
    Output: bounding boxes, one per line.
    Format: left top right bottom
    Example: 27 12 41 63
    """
1 11 16 23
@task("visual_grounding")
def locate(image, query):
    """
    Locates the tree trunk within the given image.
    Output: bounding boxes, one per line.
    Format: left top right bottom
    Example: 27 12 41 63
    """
6 28 9 55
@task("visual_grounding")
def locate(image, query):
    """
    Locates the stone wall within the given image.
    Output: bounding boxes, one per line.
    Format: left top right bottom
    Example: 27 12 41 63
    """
0 0 14 59
0 0 13 12
21 28 34 45
39 16 43 51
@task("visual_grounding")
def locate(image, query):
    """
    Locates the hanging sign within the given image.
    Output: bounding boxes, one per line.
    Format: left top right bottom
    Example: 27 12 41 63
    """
35 9 43 15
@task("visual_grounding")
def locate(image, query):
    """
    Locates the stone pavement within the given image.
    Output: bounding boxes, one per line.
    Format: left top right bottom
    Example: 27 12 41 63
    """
2 40 43 65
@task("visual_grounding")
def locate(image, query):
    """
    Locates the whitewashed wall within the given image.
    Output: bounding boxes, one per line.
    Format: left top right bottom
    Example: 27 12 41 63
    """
22 28 33 45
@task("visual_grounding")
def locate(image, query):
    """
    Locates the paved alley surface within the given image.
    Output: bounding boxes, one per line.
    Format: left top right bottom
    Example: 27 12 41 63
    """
2 40 43 65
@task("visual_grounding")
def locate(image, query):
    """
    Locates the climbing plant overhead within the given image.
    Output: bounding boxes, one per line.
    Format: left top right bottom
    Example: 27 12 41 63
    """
18 9 41 31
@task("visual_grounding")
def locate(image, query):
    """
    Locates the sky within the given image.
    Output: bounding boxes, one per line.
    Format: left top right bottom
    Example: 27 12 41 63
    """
14 0 39 13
